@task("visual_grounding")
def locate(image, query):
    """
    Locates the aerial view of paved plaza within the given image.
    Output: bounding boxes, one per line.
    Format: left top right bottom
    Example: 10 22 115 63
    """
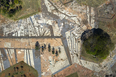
1 0 116 77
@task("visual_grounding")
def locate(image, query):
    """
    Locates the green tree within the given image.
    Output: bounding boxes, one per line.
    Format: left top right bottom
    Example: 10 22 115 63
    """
0 0 23 17
14 0 19 4
81 28 114 59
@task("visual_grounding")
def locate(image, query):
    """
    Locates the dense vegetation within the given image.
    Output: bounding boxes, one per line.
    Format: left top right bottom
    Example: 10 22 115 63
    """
76 0 107 7
81 28 114 59
0 0 22 17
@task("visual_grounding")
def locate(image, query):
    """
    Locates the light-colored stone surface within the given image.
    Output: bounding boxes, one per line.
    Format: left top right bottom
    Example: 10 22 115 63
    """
1 0 116 76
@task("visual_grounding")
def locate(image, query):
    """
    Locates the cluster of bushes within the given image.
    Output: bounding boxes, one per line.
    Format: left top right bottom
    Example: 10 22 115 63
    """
0 0 22 17
81 28 114 59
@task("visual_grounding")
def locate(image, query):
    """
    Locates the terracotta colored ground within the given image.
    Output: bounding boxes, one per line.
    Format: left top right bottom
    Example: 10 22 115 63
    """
53 63 97 77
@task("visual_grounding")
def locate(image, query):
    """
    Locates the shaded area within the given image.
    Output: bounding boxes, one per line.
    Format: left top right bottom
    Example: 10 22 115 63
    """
81 28 114 59
0 28 3 36
98 18 116 44
1 48 10 71
0 48 7 61
48 25 54 36
33 49 41 77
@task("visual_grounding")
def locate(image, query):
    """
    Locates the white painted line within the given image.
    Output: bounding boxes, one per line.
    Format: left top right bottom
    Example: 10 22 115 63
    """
24 49 27 63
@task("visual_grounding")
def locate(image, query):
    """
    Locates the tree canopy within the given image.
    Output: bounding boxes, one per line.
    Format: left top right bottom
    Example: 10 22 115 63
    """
0 0 22 17
81 28 114 59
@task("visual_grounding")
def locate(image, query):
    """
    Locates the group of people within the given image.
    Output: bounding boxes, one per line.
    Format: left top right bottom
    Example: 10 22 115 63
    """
51 47 61 56
35 41 61 56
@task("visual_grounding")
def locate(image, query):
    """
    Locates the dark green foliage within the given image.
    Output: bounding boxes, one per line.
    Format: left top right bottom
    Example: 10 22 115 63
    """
76 0 107 7
0 0 22 17
81 28 114 59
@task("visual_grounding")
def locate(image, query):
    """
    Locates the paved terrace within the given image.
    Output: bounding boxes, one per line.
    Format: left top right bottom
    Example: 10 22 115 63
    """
0 38 63 49
0 37 70 77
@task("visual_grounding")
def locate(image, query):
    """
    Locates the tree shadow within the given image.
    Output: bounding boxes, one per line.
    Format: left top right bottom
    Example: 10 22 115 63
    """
81 28 110 41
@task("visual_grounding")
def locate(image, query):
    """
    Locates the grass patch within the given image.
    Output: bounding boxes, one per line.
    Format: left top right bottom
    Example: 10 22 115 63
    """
76 0 107 7
0 61 38 77
13 0 41 20
0 0 41 20
66 72 78 77
15 11 38 20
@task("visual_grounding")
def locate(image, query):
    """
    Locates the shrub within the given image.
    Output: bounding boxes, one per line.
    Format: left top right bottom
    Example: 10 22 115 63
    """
0 0 23 17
